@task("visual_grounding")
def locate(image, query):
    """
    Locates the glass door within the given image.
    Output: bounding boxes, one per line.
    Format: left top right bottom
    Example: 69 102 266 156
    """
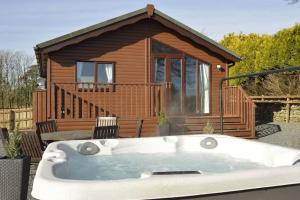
185 57 197 113
151 40 210 115
185 56 210 115
168 58 182 114
153 56 183 115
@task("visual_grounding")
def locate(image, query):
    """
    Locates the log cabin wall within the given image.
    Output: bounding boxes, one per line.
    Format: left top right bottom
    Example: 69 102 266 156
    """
148 20 228 115
49 19 228 114
44 18 229 135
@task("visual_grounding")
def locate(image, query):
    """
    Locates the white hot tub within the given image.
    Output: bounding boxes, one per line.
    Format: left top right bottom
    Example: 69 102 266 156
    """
32 134 300 200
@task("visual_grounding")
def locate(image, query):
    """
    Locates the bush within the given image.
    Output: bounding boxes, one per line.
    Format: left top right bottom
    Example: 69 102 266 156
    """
157 112 168 126
220 23 300 95
203 121 214 134
5 127 22 159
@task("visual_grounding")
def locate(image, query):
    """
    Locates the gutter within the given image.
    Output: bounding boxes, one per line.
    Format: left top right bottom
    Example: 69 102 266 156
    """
228 62 235 68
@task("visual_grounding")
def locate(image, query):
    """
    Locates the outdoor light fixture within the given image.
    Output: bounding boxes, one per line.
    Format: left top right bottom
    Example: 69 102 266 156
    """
37 77 45 89
216 64 223 71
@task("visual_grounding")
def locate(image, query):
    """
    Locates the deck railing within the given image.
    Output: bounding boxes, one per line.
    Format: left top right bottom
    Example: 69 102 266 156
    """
50 82 166 120
223 86 256 133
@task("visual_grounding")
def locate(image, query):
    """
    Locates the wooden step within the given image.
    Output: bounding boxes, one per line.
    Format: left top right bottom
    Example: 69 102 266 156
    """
169 114 255 139
183 123 247 131
182 129 254 138
184 116 241 124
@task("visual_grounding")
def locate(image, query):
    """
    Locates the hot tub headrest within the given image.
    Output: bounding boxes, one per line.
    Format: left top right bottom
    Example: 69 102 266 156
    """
200 137 218 149
78 142 100 155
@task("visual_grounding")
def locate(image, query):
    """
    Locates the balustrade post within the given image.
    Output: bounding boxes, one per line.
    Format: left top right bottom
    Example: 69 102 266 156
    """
51 83 56 119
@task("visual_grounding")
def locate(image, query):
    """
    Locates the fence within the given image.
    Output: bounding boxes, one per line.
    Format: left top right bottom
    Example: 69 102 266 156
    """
251 95 300 123
51 82 166 120
0 107 33 130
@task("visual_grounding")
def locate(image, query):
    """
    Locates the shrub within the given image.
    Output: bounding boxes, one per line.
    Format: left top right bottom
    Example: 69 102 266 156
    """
203 121 214 134
157 112 168 126
5 127 22 159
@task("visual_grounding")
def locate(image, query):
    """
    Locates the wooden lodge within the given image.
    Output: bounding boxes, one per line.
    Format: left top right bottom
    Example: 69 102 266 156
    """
33 4 256 138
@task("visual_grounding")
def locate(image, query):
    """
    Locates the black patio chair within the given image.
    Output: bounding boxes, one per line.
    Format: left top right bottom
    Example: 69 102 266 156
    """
20 131 43 164
36 120 57 150
92 125 119 139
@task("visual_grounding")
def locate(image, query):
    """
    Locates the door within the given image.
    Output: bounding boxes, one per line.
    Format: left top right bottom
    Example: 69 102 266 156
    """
167 58 182 114
153 56 183 114
152 40 210 115
153 56 210 115
185 57 210 115
185 57 197 114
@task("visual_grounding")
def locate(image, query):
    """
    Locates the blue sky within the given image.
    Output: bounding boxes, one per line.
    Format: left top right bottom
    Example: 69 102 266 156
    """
0 0 299 57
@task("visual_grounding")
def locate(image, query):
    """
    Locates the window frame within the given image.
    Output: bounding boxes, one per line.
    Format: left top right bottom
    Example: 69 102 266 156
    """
150 39 212 116
75 61 115 84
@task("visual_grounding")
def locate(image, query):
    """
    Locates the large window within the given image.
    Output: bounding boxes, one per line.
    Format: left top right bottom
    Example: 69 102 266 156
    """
152 40 180 54
154 58 166 83
185 56 210 114
76 61 114 84
185 57 197 113
76 62 94 83
199 62 210 114
97 63 114 83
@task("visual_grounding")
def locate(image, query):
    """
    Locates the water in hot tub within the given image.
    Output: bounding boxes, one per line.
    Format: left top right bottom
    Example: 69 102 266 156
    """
54 152 268 180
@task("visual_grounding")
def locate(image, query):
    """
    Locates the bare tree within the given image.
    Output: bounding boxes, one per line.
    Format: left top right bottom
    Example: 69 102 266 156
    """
263 74 300 95
0 50 35 108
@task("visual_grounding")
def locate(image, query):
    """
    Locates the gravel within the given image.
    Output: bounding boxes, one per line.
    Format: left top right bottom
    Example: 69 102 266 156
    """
257 122 300 149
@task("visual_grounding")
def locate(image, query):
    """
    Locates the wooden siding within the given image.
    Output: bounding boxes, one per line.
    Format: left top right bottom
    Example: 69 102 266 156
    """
48 19 228 115
148 20 228 115
35 18 252 136
32 90 47 127
49 20 149 84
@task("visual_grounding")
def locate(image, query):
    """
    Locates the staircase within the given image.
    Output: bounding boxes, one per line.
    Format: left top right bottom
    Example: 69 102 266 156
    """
170 86 256 138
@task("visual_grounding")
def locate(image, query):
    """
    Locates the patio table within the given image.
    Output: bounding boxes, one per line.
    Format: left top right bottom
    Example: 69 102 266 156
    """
41 130 92 141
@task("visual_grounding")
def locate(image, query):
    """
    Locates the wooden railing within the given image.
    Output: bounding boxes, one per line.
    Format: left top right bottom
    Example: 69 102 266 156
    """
50 82 166 120
251 95 300 104
223 86 256 132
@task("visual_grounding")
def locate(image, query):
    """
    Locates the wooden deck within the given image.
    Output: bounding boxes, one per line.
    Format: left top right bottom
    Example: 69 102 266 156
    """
33 84 256 138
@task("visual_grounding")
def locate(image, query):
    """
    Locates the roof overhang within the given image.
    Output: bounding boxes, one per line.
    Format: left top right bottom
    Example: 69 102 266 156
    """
35 4 240 77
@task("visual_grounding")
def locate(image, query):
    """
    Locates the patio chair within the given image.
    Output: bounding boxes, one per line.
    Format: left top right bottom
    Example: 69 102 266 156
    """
96 117 118 127
36 120 57 149
20 131 43 164
0 128 9 141
135 119 143 138
92 125 119 139
0 128 9 157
